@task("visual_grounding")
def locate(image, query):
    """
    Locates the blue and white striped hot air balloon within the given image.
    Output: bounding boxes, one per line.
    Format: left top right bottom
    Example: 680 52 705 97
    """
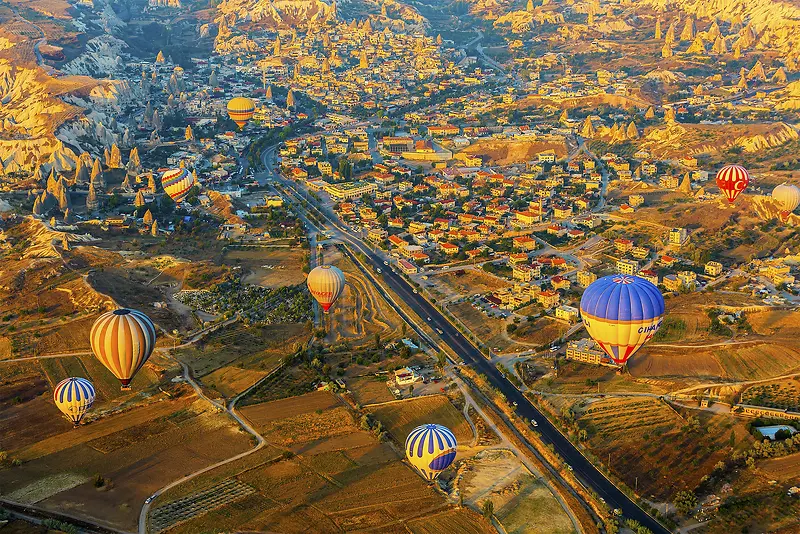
53 377 95 426
405 424 457 481
580 274 665 365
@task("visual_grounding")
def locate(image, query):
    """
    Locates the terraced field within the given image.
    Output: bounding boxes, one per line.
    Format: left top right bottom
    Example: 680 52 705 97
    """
150 478 256 532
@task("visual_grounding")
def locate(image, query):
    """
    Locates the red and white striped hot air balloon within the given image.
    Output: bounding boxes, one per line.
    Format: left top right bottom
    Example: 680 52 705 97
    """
307 265 345 313
90 308 157 390
715 164 750 203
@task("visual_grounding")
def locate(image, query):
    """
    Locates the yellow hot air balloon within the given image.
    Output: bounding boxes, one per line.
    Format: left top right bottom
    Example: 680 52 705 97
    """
405 424 458 481
90 308 157 390
307 265 345 313
227 97 255 128
54 377 95 427
772 183 800 213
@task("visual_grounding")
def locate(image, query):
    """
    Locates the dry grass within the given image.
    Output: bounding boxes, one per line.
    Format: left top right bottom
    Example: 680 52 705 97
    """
449 301 516 351
201 366 270 397
757 452 800 482
434 269 510 296
240 391 341 427
347 375 394 405
511 317 569 346
365 395 473 445
461 137 569 165
407 509 494 533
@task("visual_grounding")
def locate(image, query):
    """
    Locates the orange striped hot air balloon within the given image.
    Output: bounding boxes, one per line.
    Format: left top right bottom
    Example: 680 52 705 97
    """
90 308 157 390
307 265 345 313
227 97 255 129
715 164 750 203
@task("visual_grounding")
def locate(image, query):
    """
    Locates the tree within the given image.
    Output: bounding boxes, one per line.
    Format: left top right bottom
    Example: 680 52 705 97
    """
481 499 494 519
374 332 381 349
436 351 447 370
673 490 697 515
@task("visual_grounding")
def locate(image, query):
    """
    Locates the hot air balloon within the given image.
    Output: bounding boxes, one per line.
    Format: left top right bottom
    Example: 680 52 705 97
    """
579 275 665 366
227 97 255 129
161 167 194 203
307 265 345 313
90 308 157 390
405 424 457 481
54 377 95 427
772 183 800 214
715 164 750 203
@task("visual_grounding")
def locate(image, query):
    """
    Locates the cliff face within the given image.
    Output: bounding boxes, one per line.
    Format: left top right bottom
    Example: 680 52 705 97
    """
638 0 800 56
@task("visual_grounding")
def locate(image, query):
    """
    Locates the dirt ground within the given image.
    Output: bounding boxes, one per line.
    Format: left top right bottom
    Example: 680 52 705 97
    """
449 301 521 352
511 318 570 346
460 137 569 165
433 269 510 297
347 375 395 405
222 247 306 288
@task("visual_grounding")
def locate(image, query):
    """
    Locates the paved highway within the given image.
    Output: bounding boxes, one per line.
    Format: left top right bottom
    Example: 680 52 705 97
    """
262 149 670 534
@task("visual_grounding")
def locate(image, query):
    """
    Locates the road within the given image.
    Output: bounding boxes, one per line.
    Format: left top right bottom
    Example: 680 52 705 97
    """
262 148 670 533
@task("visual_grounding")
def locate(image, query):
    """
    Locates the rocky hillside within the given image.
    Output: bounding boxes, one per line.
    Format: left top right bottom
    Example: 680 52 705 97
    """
638 0 800 57
638 122 799 159
215 0 336 30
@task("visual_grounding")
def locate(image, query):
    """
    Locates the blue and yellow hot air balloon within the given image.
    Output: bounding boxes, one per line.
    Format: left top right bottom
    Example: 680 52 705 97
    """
405 424 457 481
53 377 95 427
579 275 665 365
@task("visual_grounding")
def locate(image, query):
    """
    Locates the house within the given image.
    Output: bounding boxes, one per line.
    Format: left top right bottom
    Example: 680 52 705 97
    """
632 246 650 260
638 269 659 285
546 224 567 237
705 261 723 276
669 227 690 248
440 242 459 255
514 210 542 226
617 259 639 275
556 305 579 323
553 205 573 219
509 253 530 265
368 227 388 242
660 255 677 267
577 270 597 287
395 367 422 386
537 290 560 308
619 204 635 214
513 236 537 251
663 274 681 291
552 275 570 290
398 259 418 275
566 338 612 366
614 238 634 253
568 229 585 239
513 264 534 282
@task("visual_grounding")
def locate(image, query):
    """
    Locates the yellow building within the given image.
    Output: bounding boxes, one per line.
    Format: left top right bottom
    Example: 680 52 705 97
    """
577 270 597 288
324 181 377 201
555 305 579 323
669 227 690 248
705 261 723 276
617 259 639 275
566 338 611 366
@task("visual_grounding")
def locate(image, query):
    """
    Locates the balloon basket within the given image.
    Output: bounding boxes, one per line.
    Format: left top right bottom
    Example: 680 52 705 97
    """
120 385 132 391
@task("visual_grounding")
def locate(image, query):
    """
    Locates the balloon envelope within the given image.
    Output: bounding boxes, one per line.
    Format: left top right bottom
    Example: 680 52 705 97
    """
307 265 345 313
54 377 95 425
579 275 665 365
227 97 255 128
90 308 157 389
715 164 750 203
772 183 800 213
405 424 457 481
161 168 194 203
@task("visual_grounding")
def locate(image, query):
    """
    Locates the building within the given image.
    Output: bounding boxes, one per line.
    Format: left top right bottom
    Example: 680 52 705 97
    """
735 404 800 421
663 274 681 291
638 269 659 285
669 227 690 248
566 338 612 366
513 236 537 251
555 305 579 323
440 242 459 255
614 238 633 253
263 195 283 207
577 270 597 288
537 289 560 308
705 261 723 276
398 259 418 275
325 181 377 201
382 136 414 153
368 227 388 242
513 264 534 282
617 259 639 275
395 367 422 386
552 275 570 290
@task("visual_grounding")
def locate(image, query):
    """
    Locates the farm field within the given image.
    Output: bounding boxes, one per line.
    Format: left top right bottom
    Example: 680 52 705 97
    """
347 375 394 405
365 395 474 445
747 309 800 338
2 398 251 531
151 391 488 533
239 362 320 405
757 452 800 482
741 378 800 412
459 449 574 534
632 342 800 382
222 247 306 288
576 397 754 500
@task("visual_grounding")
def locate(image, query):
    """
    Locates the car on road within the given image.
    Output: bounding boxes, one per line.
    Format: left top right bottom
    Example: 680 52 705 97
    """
427 317 432 321
377 268 382 273
531 420 538 427
566 465 574 471
384 260 389 265
413 289 418 294
145 496 154 504
512 401 518 407
436 328 444 334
